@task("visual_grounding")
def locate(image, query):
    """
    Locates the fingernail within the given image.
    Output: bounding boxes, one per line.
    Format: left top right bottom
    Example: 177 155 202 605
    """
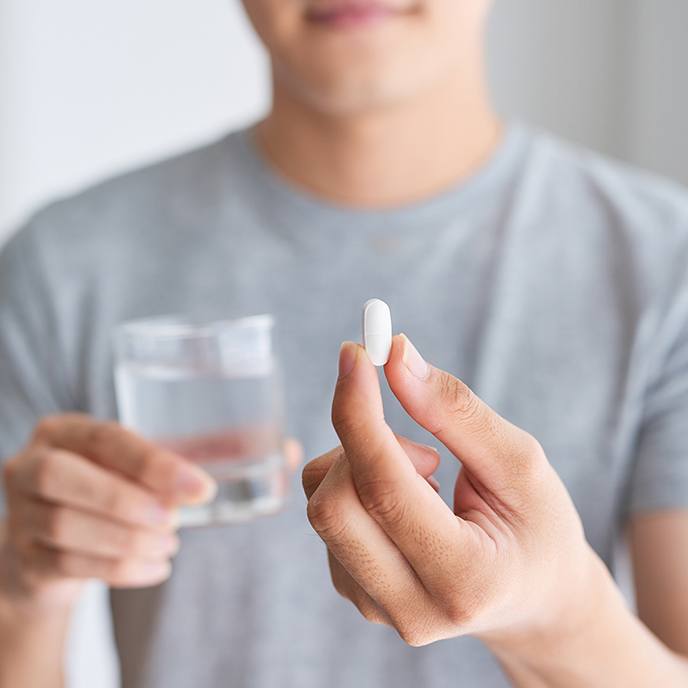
427 475 441 491
338 341 358 379
176 465 217 502
401 334 429 380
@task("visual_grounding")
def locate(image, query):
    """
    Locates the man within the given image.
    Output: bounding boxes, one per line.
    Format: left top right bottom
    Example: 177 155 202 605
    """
1 0 687 686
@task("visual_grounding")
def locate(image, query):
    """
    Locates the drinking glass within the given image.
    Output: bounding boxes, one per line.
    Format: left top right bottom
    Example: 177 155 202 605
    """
114 314 288 527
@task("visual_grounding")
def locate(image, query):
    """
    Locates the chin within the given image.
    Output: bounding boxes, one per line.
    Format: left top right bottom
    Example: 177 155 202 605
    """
277 45 441 115
310 79 423 115
245 0 488 115
299 72 412 114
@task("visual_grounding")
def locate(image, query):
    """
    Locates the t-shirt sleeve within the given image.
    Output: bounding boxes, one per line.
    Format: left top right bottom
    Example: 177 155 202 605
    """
627 281 688 514
0 222 74 514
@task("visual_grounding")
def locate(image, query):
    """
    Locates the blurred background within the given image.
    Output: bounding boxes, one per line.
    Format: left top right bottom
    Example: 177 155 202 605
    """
0 1 686 686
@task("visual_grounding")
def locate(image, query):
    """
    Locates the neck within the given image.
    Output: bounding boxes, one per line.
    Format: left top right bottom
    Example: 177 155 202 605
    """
255 66 501 209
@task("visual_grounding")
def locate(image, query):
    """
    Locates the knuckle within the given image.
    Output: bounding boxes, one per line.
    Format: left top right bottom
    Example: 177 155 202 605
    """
133 445 159 481
301 460 324 492
16 544 35 568
357 600 386 626
33 415 61 441
33 450 58 494
397 623 431 648
301 451 340 497
512 433 549 483
44 507 69 542
330 573 349 600
356 479 406 527
306 494 348 542
440 374 473 414
521 433 547 465
438 375 481 425
444 592 481 628
330 563 356 603
330 403 365 439
2 458 17 489
300 464 315 492
89 421 119 452
51 549 74 575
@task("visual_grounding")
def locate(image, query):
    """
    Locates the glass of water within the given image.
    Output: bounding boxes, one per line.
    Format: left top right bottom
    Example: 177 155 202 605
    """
113 314 288 527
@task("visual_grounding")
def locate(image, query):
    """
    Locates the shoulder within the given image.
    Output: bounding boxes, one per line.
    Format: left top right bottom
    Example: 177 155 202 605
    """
523 127 688 250
517 128 688 368
3 127 251 267
518 127 688 308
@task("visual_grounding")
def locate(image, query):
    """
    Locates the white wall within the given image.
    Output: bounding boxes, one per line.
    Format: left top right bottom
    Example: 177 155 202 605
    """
1 2 687 687
0 0 270 238
488 0 688 179
624 0 688 184
489 0 630 158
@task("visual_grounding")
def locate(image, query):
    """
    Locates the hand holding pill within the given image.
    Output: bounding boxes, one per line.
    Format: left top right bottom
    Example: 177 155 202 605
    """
302 311 607 652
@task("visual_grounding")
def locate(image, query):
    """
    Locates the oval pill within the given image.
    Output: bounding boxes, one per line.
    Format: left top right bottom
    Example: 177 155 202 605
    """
362 298 392 367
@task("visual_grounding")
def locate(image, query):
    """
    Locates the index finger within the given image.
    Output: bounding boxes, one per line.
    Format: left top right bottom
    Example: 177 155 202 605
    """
34 414 216 504
12 447 177 529
383 334 548 497
331 343 477 589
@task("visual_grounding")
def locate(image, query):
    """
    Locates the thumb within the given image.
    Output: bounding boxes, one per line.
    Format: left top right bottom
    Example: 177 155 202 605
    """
384 334 547 495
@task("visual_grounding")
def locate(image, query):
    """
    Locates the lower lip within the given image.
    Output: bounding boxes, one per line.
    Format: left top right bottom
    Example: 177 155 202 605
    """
307 6 397 29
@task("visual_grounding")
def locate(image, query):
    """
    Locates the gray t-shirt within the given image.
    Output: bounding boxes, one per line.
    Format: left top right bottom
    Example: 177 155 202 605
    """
1 123 688 688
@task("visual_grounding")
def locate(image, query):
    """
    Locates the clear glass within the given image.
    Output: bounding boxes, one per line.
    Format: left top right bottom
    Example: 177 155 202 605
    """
113 314 288 527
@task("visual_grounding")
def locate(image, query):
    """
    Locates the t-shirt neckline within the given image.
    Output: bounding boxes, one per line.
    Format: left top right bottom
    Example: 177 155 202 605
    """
227 119 530 237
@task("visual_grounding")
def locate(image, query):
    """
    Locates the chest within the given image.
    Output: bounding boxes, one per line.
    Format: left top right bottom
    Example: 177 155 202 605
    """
79 232 643 556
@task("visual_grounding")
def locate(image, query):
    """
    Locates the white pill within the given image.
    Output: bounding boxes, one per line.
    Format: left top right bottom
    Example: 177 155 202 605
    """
362 298 392 367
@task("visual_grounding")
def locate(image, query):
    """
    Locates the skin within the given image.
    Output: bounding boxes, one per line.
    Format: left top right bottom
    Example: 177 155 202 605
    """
0 416 301 687
630 513 688 656
1 0 686 685
244 0 501 207
304 337 688 685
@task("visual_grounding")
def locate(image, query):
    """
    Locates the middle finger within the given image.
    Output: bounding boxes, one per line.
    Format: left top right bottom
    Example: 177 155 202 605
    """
307 454 438 632
18 498 179 560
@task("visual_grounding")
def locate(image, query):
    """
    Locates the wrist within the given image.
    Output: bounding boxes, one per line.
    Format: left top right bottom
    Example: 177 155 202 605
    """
0 571 70 688
483 548 684 688
484 546 617 668
0 529 78 620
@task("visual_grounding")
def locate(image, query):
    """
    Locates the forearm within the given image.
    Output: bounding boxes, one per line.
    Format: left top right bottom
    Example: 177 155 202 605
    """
488 556 688 687
0 523 70 688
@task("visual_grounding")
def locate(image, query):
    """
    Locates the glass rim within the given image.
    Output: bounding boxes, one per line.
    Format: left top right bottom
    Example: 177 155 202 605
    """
115 313 275 342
